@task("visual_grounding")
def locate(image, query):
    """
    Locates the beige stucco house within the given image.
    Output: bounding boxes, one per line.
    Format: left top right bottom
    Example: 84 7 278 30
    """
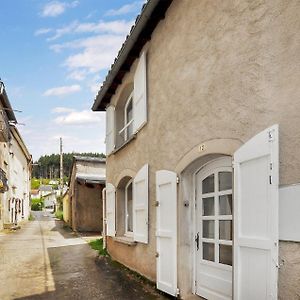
0 81 31 230
92 1 300 299
68 156 105 232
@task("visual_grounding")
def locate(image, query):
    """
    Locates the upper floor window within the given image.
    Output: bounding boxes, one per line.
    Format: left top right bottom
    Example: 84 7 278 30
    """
105 51 147 155
119 93 134 142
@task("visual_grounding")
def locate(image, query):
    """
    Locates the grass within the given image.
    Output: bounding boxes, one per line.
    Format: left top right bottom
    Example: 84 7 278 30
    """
55 209 63 220
89 238 108 256
28 213 35 221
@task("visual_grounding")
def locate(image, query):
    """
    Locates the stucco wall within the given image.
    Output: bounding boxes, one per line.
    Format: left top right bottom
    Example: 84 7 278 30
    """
63 194 70 224
6 131 30 223
106 0 300 298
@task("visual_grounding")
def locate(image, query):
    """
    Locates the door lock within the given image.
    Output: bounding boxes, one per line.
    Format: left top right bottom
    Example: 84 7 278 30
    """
195 232 199 251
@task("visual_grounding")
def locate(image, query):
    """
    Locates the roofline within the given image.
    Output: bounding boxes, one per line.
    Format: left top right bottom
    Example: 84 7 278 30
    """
0 81 17 122
92 0 173 111
68 155 106 187
73 156 106 163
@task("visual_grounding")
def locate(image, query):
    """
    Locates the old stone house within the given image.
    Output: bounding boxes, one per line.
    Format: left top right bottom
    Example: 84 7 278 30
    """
0 81 31 229
92 0 300 299
67 156 105 232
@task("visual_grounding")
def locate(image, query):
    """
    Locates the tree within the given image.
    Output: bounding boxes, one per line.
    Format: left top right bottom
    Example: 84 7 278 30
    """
32 152 105 180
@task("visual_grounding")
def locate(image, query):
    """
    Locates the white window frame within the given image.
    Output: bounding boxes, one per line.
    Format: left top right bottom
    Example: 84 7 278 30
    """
198 167 233 270
119 92 134 142
125 179 133 237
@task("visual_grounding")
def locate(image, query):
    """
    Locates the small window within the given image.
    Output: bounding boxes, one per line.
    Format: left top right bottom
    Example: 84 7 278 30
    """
124 95 133 141
125 181 133 235
118 93 134 143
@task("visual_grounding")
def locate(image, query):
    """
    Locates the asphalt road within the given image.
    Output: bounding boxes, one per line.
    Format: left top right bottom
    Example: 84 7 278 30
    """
0 211 167 300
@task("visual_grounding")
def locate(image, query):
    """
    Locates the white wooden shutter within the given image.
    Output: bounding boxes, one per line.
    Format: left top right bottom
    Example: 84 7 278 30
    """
156 170 177 296
233 125 279 300
106 105 115 155
133 51 147 132
106 183 116 237
133 164 148 243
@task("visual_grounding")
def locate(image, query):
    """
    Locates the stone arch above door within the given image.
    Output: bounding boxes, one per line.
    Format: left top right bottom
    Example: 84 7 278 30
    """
175 138 242 174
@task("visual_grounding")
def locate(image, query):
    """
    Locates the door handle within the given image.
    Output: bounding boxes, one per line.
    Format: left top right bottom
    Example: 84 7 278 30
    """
195 232 199 251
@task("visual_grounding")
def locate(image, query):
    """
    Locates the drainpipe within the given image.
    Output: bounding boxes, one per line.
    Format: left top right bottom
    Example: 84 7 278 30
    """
102 187 106 249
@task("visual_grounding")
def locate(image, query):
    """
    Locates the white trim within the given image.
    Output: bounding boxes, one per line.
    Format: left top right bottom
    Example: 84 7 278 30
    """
192 156 233 298
125 179 133 236
123 92 133 141
119 119 133 135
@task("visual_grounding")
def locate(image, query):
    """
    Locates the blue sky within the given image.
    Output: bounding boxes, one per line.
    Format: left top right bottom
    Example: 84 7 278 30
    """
0 0 144 160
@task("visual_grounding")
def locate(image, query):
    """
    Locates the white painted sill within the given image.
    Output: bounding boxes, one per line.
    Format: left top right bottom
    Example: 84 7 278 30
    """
113 236 137 246
111 134 137 156
109 122 147 157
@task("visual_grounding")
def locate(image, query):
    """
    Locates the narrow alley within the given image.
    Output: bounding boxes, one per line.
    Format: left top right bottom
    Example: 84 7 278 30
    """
0 212 167 300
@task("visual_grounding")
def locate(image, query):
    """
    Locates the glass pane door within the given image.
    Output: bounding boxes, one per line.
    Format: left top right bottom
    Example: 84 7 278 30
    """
201 170 233 266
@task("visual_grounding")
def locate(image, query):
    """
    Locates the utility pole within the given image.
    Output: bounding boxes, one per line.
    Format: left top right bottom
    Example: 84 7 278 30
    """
60 137 63 196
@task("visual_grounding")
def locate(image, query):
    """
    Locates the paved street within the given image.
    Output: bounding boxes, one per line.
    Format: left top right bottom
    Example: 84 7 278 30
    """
0 212 167 300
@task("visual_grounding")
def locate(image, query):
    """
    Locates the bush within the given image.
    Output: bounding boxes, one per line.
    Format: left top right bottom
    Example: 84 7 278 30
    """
55 209 63 220
31 178 40 190
31 198 44 211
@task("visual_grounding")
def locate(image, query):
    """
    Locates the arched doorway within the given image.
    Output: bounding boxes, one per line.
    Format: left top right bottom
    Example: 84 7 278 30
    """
194 156 232 299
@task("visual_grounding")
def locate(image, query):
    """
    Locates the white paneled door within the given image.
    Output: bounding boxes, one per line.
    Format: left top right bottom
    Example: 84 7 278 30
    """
195 157 233 300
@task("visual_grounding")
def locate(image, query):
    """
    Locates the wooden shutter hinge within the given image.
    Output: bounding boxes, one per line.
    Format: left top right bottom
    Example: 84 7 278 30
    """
155 201 159 207
155 252 159 258
176 176 180 184
268 129 275 142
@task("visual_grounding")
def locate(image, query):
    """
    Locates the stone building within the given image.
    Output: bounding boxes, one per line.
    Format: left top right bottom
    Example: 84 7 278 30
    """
92 0 300 299
0 81 31 229
67 156 105 232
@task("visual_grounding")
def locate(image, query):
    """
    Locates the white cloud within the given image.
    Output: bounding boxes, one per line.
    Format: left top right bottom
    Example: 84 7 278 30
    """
19 115 106 159
52 107 75 113
87 75 103 94
64 35 125 73
47 19 133 41
47 21 79 41
105 1 144 16
54 110 102 125
43 85 81 97
49 34 126 76
34 28 52 36
41 1 79 17
67 70 87 81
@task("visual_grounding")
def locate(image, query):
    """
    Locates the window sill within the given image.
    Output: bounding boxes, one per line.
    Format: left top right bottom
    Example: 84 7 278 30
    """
113 236 137 246
111 134 137 155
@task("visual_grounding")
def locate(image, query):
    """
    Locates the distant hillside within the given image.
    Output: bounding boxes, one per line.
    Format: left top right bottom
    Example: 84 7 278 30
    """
32 152 105 179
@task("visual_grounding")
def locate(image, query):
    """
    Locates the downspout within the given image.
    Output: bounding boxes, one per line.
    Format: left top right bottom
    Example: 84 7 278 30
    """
102 187 107 249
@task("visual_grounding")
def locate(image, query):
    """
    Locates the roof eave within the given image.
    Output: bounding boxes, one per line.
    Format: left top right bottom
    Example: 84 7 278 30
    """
92 0 173 111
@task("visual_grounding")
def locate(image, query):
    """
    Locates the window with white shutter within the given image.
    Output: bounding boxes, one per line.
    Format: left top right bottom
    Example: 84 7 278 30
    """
106 105 115 155
133 164 148 243
106 183 116 237
133 51 147 133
